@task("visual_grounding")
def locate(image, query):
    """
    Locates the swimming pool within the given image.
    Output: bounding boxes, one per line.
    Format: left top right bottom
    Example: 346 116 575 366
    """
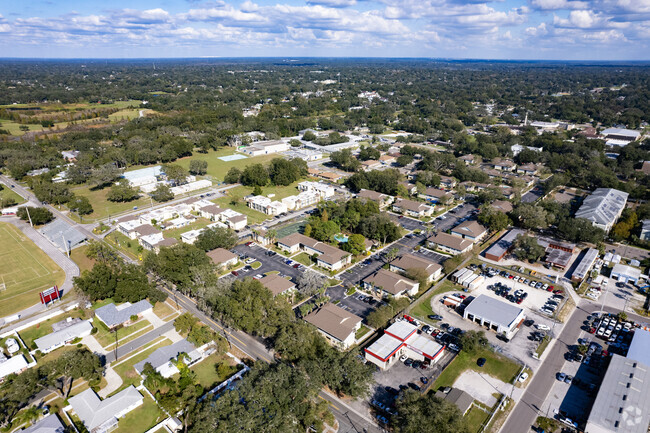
218 154 248 162
334 234 349 243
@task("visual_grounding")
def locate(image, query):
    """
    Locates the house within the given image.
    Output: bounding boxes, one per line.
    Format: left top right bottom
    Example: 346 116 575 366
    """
360 160 382 171
418 187 448 203
242 140 290 156
94 300 153 330
427 232 473 255
379 154 396 165
439 176 457 190
451 221 487 243
399 181 418 196
641 220 650 241
575 188 629 232
134 339 202 378
363 269 419 298
483 228 525 261
389 254 442 283
458 154 476 165
392 198 434 218
134 224 160 239
246 195 288 215
297 181 335 198
21 414 66 433
463 295 525 339
304 303 362 350
276 233 351 271
492 159 516 172
434 388 474 416
68 386 143 433
0 355 29 381
226 214 248 231
164 216 192 230
638 161 650 176
61 150 80 162
357 189 393 209
259 274 296 297
516 163 538 175
364 321 444 370
206 248 239 268
139 232 177 252
490 200 513 214
34 320 94 354
181 229 203 244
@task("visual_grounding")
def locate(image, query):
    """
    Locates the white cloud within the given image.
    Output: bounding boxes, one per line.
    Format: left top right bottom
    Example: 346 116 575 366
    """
554 9 600 28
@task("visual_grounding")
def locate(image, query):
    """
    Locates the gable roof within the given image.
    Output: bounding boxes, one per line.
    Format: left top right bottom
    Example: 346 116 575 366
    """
277 233 349 265
259 274 296 296
69 386 143 432
94 300 152 328
34 320 93 352
428 232 473 251
134 224 159 237
391 254 442 277
490 200 513 213
451 221 487 238
21 414 66 433
206 248 238 265
357 189 389 202
304 303 362 342
393 198 432 213
364 269 418 295
134 339 197 374
423 188 447 199
575 188 629 227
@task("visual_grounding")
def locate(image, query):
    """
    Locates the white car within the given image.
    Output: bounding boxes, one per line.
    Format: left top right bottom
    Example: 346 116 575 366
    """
536 324 550 331
518 372 529 382
399 355 407 362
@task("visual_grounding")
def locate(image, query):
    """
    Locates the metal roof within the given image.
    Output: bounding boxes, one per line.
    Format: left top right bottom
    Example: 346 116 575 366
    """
365 333 404 361
385 321 418 341
571 248 599 281
575 188 629 228
39 219 86 252
484 228 525 259
627 330 650 366
34 320 93 352
586 354 650 433
464 295 524 328
0 354 28 380
94 300 152 328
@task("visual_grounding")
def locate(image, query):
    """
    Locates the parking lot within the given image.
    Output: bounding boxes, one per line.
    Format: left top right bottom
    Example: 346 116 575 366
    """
432 202 479 232
326 285 380 318
226 243 307 282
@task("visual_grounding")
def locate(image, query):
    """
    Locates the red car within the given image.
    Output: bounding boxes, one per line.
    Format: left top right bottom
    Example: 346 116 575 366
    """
231 270 239 276
403 314 414 323
509 275 514 279
553 289 564 294
293 264 300 268
245 241 253 246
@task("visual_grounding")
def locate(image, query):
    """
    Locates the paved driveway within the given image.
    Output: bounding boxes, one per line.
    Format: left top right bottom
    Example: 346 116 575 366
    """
326 285 379 319
522 186 544 203
227 244 307 282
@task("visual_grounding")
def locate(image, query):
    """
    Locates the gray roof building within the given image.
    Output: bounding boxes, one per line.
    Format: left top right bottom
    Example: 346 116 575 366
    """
463 295 525 338
585 354 650 433
627 330 650 367
571 248 599 282
483 228 525 261
69 386 143 433
434 388 474 415
21 414 66 433
35 320 93 353
134 339 199 378
94 300 152 329
575 188 629 232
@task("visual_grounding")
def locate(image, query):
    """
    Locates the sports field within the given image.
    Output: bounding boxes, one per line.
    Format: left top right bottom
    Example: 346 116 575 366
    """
0 223 66 317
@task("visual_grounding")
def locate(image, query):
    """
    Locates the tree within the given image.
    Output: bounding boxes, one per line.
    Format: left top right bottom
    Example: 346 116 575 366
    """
296 270 328 296
443 254 465 274
73 263 117 300
68 195 93 216
366 298 410 329
114 264 154 303
341 234 367 255
174 312 198 335
32 180 72 205
189 160 208 175
107 179 139 202
512 203 550 230
396 154 414 166
194 226 238 251
330 149 360 172
241 164 269 187
89 163 122 188
268 158 301 186
394 391 469 433
358 146 380 161
405 267 429 289
459 330 488 353
557 218 605 243
47 348 102 400
144 243 211 292
302 130 317 141
164 164 189 185
512 235 546 262
289 139 302 147
385 247 400 263
224 167 242 184
150 184 174 202
478 206 511 232
16 207 53 225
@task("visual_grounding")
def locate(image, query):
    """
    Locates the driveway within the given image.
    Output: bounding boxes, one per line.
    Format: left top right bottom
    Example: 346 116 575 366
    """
326 285 380 319
453 369 522 407
227 243 307 282
431 202 479 232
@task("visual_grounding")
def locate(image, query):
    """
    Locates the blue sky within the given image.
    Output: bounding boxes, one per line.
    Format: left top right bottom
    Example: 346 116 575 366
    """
0 0 648 59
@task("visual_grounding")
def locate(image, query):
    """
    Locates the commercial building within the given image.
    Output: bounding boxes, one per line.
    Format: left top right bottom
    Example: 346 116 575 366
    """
21 414 66 433
123 166 163 188
0 354 29 381
170 179 212 196
363 269 419 298
34 320 93 354
610 263 642 284
259 274 296 297
242 140 290 156
626 329 650 366
94 300 153 330
392 198 434 218
364 322 445 370
356 189 393 209
304 303 362 350
206 248 239 268
483 228 525 261
389 254 442 283
427 232 473 256
451 221 488 243
463 295 525 339
575 188 629 232
134 339 202 378
276 233 351 271
571 248 599 282
601 128 641 147
68 386 143 433
585 354 650 433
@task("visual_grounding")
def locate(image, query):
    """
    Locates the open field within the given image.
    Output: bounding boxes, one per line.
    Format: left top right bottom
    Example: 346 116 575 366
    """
174 147 279 182
190 353 239 391
93 318 153 349
113 394 164 433
69 245 96 273
104 232 142 260
162 217 213 241
152 301 178 321
0 186 26 205
68 185 150 222
0 223 66 317
465 404 491 433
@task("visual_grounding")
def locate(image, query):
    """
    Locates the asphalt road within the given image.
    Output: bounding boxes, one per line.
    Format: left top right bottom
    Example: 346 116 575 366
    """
105 320 176 363
521 186 544 203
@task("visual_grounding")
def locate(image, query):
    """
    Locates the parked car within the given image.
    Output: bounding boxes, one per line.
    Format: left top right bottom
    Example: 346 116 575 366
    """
376 415 389 424
556 372 566 382
536 324 550 331
518 372 529 382
428 314 443 321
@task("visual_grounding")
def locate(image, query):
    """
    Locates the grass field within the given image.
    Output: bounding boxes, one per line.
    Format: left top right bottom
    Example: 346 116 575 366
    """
93 318 152 349
114 394 164 433
410 280 459 321
465 404 491 433
431 347 521 392
69 245 96 273
68 185 150 222
0 223 66 317
104 232 143 260
174 147 279 182
162 217 213 241
190 354 239 391
0 186 26 205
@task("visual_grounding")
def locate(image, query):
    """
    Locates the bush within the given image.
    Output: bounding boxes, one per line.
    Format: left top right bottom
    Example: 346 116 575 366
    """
17 207 54 225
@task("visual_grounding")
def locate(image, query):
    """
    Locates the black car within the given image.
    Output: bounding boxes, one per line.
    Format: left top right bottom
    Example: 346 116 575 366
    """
412 361 421 369
404 358 414 366
385 386 400 395
408 382 421 391
399 384 409 391
428 315 443 321
477 358 486 367
524 319 535 327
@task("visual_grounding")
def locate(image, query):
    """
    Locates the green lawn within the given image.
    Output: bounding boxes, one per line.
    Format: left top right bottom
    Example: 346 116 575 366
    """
161 217 212 241
355 325 371 340
0 186 25 205
465 404 491 433
250 261 262 270
152 301 177 321
114 394 164 433
174 147 279 182
104 232 142 260
293 252 314 267
93 318 152 349
112 338 171 392
69 245 96 274
68 185 150 222
410 279 459 321
0 223 67 317
190 354 239 391
432 347 521 392
19 309 88 349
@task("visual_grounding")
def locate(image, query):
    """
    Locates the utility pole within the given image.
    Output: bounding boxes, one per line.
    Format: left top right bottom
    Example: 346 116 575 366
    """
25 206 33 227
61 232 70 258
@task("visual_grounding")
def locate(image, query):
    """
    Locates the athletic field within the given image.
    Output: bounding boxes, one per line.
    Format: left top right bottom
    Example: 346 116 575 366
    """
0 223 65 317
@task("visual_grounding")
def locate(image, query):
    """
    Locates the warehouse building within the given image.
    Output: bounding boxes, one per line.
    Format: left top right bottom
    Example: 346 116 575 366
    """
483 229 525 261
364 322 445 370
610 263 642 284
571 248 599 282
463 295 525 339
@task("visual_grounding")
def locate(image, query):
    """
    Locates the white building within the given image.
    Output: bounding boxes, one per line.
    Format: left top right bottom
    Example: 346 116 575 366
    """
69 386 143 433
297 181 335 198
34 320 93 354
242 140 290 156
575 188 629 232
170 179 212 196
365 322 445 370
246 195 288 215
0 355 29 381
463 295 525 339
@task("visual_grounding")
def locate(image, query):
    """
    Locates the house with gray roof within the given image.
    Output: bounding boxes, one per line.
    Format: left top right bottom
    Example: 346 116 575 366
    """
68 386 143 433
94 300 152 329
34 320 93 354
134 339 201 378
21 414 65 433
575 188 629 232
